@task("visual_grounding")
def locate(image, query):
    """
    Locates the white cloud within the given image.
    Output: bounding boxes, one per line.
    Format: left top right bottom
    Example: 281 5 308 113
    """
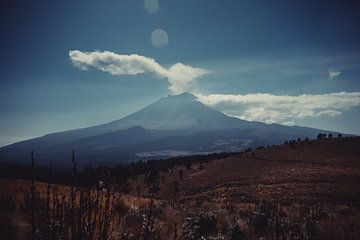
69 50 208 94
197 92 360 124
328 69 341 79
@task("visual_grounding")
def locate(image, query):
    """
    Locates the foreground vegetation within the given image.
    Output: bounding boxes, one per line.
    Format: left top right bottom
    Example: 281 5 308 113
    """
1 136 360 239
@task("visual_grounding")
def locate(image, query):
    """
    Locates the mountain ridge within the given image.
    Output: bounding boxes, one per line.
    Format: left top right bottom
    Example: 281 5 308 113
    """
0 92 340 166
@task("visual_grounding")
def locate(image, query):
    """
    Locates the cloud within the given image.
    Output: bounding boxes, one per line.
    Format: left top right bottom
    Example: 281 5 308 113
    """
197 92 360 124
328 69 341 79
69 50 208 94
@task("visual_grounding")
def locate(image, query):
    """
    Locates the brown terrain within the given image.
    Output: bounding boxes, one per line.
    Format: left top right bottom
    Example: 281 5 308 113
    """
174 137 360 204
1 136 360 239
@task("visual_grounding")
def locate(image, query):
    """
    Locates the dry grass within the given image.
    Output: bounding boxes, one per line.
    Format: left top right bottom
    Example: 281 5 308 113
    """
1 137 360 239
166 137 360 204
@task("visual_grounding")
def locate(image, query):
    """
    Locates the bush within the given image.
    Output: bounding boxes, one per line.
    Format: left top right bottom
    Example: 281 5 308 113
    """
124 209 143 230
182 212 217 239
226 223 245 240
114 199 129 217
252 212 268 232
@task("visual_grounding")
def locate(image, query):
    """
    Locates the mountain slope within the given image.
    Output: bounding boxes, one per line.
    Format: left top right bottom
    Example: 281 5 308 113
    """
0 93 259 154
108 92 254 130
169 137 360 203
0 93 339 166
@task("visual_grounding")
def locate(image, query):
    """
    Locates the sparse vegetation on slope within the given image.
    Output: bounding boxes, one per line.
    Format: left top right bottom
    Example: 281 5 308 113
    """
0 137 359 239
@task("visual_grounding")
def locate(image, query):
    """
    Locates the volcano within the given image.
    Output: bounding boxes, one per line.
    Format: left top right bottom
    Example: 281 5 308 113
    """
0 93 338 167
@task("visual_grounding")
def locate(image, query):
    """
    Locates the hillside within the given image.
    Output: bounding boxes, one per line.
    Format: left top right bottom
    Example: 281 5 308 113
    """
1 137 359 239
167 137 360 204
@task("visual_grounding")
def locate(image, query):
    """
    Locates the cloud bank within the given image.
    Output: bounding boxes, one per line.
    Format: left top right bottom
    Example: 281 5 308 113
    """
69 50 208 94
197 92 360 124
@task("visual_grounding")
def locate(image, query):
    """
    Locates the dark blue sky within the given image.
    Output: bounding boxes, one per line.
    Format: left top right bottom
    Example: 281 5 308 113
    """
1 0 360 146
